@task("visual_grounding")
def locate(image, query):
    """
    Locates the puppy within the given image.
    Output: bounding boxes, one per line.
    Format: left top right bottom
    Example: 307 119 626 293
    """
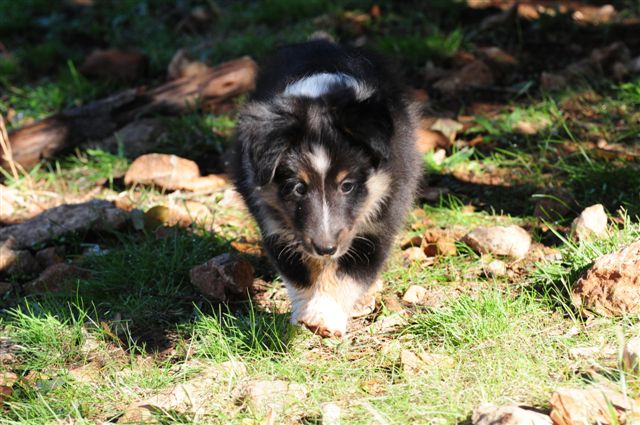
232 40 421 337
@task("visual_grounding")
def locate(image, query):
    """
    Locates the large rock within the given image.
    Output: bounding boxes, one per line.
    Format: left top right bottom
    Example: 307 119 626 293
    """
462 225 531 259
571 239 640 316
189 253 254 302
571 204 608 240
550 386 640 424
472 403 552 425
0 200 128 249
124 153 228 192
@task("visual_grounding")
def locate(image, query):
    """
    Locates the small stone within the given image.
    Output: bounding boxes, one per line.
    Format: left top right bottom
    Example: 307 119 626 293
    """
382 295 405 313
402 285 427 305
240 380 307 414
321 402 341 425
472 403 552 425
434 60 495 95
415 128 450 154
400 349 423 374
401 247 429 264
219 189 246 209
484 259 507 278
462 225 531 259
623 336 640 373
124 154 201 191
2 247 41 276
550 386 639 424
23 263 87 295
35 246 65 268
79 48 147 82
369 313 407 334
571 239 640 316
0 371 18 403
571 204 608 240
189 253 254 302
430 118 464 142
400 235 423 250
351 293 376 318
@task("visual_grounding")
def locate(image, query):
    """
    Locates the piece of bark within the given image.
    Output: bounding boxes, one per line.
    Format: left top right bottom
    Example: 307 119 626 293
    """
3 56 257 170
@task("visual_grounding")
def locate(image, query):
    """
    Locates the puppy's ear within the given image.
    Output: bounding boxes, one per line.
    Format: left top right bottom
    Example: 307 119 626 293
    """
237 101 300 186
333 91 393 164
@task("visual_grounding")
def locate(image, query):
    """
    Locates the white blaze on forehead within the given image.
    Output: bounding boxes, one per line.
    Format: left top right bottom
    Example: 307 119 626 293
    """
284 72 373 100
308 146 330 177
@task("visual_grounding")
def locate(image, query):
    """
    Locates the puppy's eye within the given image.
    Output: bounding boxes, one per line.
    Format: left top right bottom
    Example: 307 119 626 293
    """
293 182 308 196
340 181 355 194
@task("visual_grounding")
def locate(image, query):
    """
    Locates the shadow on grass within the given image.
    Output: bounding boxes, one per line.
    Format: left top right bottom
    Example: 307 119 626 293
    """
1 224 293 359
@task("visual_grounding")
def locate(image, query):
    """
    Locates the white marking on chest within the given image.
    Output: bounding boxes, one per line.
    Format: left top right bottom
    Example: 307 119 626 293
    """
284 72 372 99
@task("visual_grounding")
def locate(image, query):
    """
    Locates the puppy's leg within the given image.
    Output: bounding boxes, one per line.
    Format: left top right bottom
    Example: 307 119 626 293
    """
286 264 366 337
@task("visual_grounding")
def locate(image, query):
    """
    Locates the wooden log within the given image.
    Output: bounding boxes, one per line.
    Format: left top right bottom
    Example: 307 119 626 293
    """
3 56 257 169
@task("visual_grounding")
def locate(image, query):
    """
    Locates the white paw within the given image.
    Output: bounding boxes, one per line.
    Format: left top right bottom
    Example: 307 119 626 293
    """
291 296 348 338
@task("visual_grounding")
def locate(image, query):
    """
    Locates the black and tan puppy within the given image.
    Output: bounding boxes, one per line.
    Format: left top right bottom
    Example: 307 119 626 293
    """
232 40 421 337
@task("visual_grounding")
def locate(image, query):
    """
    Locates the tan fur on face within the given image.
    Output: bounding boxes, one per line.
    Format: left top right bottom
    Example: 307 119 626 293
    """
298 169 310 184
335 170 349 183
354 169 392 232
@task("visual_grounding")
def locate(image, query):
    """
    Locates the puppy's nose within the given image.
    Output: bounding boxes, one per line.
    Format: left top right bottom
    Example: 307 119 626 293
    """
312 242 337 256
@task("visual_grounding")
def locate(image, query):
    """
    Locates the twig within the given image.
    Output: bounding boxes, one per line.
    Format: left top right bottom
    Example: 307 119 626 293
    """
0 114 19 181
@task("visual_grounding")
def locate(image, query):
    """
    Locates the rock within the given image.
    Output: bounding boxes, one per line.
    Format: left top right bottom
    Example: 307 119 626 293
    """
35 246 65 268
400 235 423 250
484 259 507 278
239 380 307 414
95 119 166 158
623 336 640 373
124 154 200 191
179 174 228 192
434 60 494 95
401 247 430 264
430 118 463 143
400 349 454 374
402 285 427 305
189 253 254 302
145 202 212 228
369 312 407 334
218 188 246 209
321 402 341 425
168 48 211 80
1 246 41 276
351 293 376 318
571 204 608 240
462 225 531 259
0 371 18 403
549 386 640 425
382 295 405 313
415 128 450 154
0 200 129 249
472 403 552 425
23 263 87 294
79 48 148 82
571 239 640 316
400 349 423 374
423 235 457 257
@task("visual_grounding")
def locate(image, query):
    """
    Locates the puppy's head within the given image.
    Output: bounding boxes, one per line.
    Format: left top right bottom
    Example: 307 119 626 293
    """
238 89 393 259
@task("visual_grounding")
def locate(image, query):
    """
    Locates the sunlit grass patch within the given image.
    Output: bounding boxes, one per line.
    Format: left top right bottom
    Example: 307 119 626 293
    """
1 149 129 193
532 212 640 312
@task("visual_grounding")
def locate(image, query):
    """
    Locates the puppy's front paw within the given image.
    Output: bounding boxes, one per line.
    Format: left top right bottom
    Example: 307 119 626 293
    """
292 296 348 338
